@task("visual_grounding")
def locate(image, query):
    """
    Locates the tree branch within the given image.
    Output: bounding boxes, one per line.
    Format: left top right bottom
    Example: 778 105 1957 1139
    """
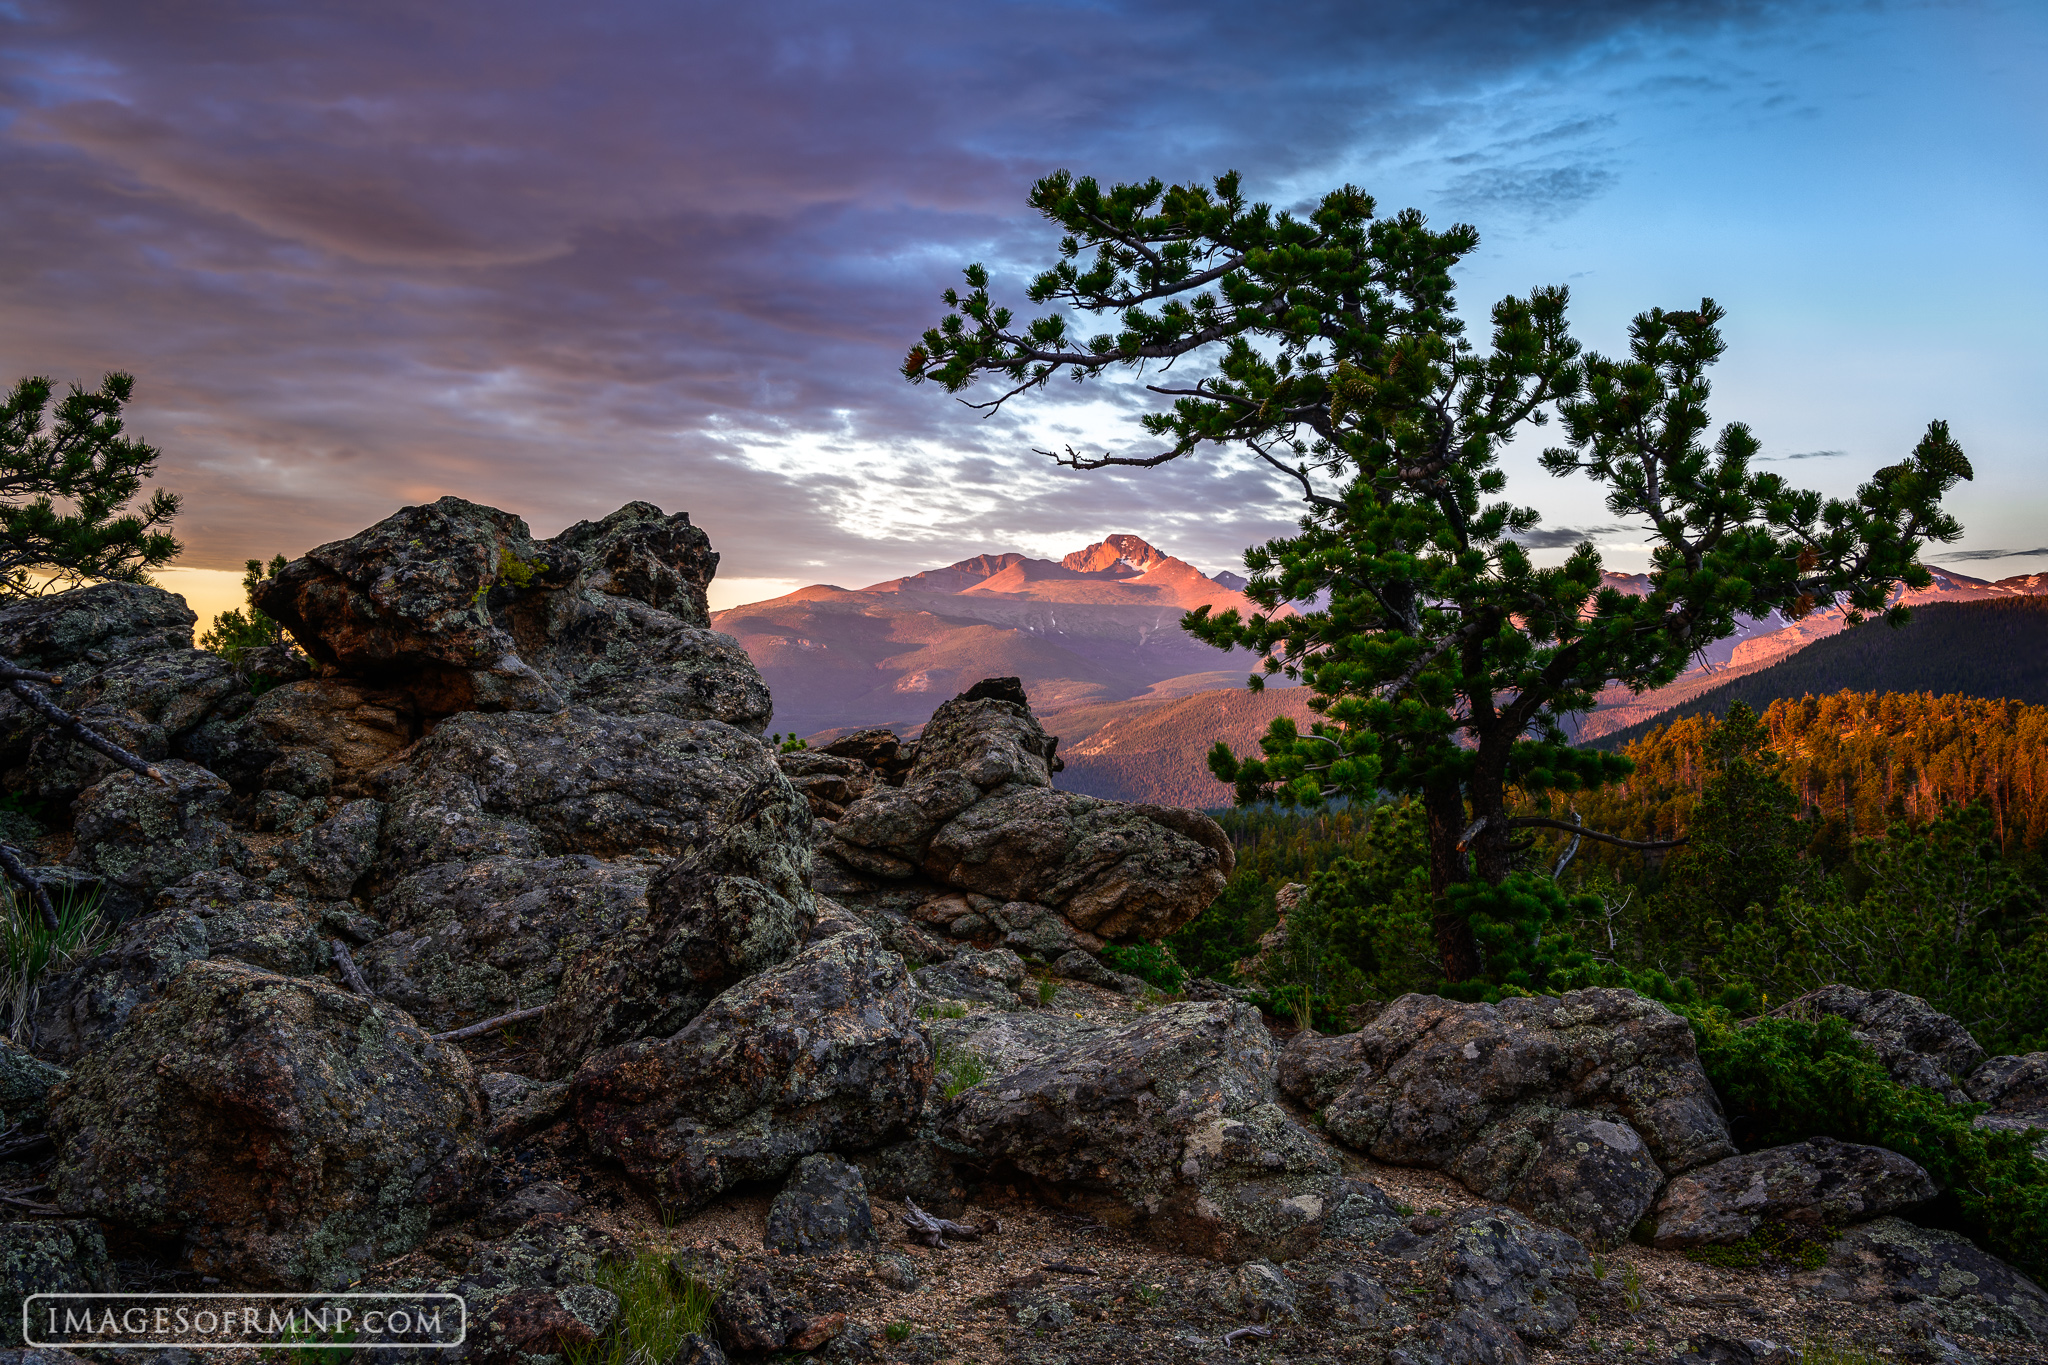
1507 817 1686 851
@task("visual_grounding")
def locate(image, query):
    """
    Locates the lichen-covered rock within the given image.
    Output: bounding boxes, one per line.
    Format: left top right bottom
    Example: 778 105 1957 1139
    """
1458 1109 1663 1252
1278 1029 1369 1113
764 1154 878 1255
775 750 876 820
0 1222 109 1346
1652 1138 1936 1249
357 856 654 1034
21 649 249 801
472 1284 618 1365
1388 1308 1528 1365
1797 1216 2048 1343
0 1042 65 1130
279 798 383 899
31 870 326 1062
935 1001 1345 1261
912 945 1027 1010
374 708 801 884
1304 990 1734 1229
1780 985 1986 1102
1051 948 1147 997
571 919 929 1214
253 498 769 730
48 959 486 1287
216 678 418 796
1416 1205 1592 1347
903 684 1061 791
0 582 196 676
66 761 246 919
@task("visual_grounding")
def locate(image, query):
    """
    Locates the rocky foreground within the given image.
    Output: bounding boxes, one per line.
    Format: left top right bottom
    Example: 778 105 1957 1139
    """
0 497 2040 1364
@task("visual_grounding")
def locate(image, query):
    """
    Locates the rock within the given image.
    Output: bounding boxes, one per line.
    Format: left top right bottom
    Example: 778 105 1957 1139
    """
0 582 196 674
478 1180 586 1236
904 687 1061 790
48 959 486 1287
1419 1205 1592 1347
1321 1179 1409 1245
765 1154 878 1255
374 707 803 884
1389 1309 1528 1365
231 678 418 796
1967 1052 2048 1156
1780 985 1986 1102
1463 1109 1664 1252
0 1222 110 1346
936 1001 1342 1261
536 780 815 1070
0 1041 65 1130
254 498 770 730
571 920 929 1214
919 788 1233 941
1213 1259 1296 1322
1301 989 1734 1246
990 899 1101 961
673 1336 728 1365
30 870 326 1062
1277 1030 1368 1112
278 798 382 899
1651 1138 1937 1248
473 1284 618 1365
1051 949 1146 997
818 728 914 784
66 762 245 920
1325 1268 1393 1325
913 947 1028 1009
356 856 654 1035
853 1138 970 1218
20 650 249 802
1797 1215 2048 1343
478 1072 572 1149
712 1266 844 1355
776 749 877 819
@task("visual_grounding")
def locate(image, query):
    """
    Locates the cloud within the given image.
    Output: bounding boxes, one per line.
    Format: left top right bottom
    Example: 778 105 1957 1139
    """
1945 547 2048 562
1511 524 1632 549
0 0 1786 589
1760 449 1847 461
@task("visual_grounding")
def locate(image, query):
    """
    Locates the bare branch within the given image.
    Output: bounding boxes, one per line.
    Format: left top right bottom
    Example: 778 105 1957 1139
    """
1507 817 1686 851
433 1005 547 1042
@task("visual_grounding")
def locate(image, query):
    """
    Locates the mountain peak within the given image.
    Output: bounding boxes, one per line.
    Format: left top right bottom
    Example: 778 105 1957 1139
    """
1061 534 1171 577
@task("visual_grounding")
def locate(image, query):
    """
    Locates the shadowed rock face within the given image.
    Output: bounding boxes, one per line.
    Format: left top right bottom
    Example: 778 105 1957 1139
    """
254 496 766 729
1798 1216 2048 1344
1781 984 1987 1103
47 959 486 1288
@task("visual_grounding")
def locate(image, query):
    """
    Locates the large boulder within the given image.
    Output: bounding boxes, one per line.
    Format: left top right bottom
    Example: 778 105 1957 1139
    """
252 497 769 729
31 870 326 1062
19 649 249 802
1797 1216 2048 1345
0 582 196 677
1411 1205 1593 1348
1650 1138 1936 1248
571 915 929 1214
935 1001 1351 1261
1286 989 1734 1249
48 959 486 1287
820 682 1233 944
1778 985 1985 1103
356 855 656 1035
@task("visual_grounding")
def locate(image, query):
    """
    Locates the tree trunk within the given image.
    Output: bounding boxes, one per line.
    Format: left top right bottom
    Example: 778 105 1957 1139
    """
1424 783 1483 982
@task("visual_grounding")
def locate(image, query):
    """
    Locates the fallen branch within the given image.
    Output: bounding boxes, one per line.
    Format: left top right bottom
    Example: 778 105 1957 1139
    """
330 939 375 998
902 1197 983 1249
0 1131 53 1163
1040 1262 1097 1276
1223 1325 1272 1346
432 1005 547 1043
1507 817 1686 852
0 842 59 932
0 1192 60 1214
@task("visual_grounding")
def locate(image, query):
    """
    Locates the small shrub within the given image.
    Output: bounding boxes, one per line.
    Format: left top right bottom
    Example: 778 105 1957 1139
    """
772 732 809 753
884 1322 913 1343
918 1001 967 1021
1100 942 1184 992
1037 979 1058 1007
932 1035 990 1098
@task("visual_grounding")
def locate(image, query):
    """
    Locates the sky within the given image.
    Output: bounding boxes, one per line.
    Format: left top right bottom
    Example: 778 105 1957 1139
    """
2 0 2043 622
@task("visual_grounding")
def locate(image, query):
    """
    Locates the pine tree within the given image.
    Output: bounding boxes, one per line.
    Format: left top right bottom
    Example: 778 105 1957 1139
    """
0 372 181 593
907 170 1970 980
198 555 290 662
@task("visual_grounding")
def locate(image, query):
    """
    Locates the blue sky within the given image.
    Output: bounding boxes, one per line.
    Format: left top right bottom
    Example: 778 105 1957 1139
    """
1 0 2041 609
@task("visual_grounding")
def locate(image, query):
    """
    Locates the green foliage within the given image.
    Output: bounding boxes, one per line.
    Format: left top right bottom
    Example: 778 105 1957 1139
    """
1687 1007 2048 1285
199 554 290 663
0 372 181 594
1658 702 1801 921
1036 978 1058 1007
567 1251 716 1365
885 1322 913 1344
0 880 110 1041
496 545 541 589
1681 1220 1832 1271
908 169 1970 983
771 732 810 753
932 1034 990 1098
1100 942 1184 992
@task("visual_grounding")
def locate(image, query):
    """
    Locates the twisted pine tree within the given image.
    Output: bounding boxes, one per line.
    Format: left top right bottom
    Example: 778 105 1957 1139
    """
0 372 181 595
905 170 1971 981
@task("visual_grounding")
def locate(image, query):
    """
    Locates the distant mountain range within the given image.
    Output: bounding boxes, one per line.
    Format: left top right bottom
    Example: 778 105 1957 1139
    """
712 536 2048 805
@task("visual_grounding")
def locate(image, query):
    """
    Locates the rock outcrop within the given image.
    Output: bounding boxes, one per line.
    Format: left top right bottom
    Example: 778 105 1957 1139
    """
1798 1216 2048 1345
1777 984 1987 1103
1282 989 1734 1249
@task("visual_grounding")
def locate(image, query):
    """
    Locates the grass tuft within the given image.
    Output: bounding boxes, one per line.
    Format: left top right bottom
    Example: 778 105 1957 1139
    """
0 881 109 1041
566 1251 716 1365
